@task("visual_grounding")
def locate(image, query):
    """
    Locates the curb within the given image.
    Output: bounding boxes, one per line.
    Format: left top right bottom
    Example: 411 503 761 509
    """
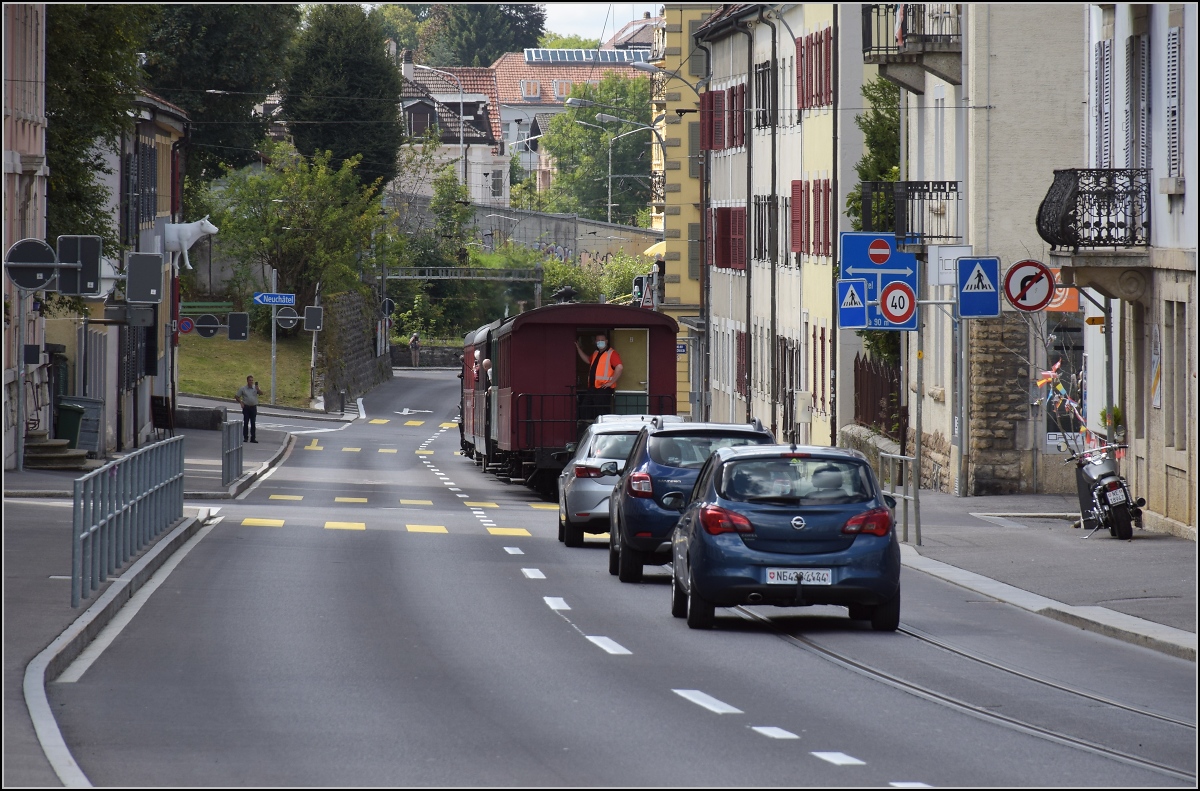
900 544 1196 662
184 433 295 500
23 510 210 786
178 392 352 423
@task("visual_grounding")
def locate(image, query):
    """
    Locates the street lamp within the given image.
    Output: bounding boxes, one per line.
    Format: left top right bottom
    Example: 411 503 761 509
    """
414 64 465 185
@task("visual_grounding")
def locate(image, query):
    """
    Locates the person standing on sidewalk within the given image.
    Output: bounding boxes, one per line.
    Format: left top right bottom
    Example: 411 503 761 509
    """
235 375 262 443
409 332 421 367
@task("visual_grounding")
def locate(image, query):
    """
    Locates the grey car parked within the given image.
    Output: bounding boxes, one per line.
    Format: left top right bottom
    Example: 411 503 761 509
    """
557 416 682 547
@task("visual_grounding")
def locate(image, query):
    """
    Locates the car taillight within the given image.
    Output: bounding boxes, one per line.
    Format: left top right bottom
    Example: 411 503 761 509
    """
700 505 754 535
842 507 892 537
627 472 654 498
574 465 602 478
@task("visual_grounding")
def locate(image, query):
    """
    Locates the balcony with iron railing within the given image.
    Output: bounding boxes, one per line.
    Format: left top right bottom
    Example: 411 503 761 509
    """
861 180 962 249
650 170 666 206
862 4 961 93
651 71 667 103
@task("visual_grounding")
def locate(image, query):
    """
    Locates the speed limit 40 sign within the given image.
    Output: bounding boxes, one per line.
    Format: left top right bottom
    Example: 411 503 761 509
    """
879 282 917 326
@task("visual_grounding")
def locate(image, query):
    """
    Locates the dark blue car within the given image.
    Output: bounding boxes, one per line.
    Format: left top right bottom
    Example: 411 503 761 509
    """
665 445 901 630
608 419 775 582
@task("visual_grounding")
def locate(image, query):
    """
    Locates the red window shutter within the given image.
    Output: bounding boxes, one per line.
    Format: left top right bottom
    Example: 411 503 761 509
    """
700 92 711 150
738 83 746 146
796 37 805 110
817 179 826 256
825 28 833 106
790 180 803 252
731 207 746 270
712 90 726 150
806 35 815 109
705 205 715 266
820 326 827 412
715 207 729 268
803 181 812 255
824 179 833 255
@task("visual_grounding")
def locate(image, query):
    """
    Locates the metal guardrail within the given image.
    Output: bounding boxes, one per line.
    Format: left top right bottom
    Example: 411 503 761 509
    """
880 451 921 546
71 436 185 607
221 420 244 488
1035 168 1151 250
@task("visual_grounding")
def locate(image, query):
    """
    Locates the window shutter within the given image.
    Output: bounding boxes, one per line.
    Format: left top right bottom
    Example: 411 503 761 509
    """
689 19 707 77
802 180 811 255
712 90 726 150
796 36 805 110
731 206 746 270
700 92 711 150
726 86 736 146
823 179 832 255
715 207 731 268
705 207 715 267
811 325 818 400
688 222 701 280
739 83 748 145
689 121 701 177
824 28 833 106
1166 26 1182 177
1095 39 1113 168
807 35 815 110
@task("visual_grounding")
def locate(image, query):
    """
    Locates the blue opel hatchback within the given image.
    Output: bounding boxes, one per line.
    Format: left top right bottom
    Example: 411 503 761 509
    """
665 444 901 630
608 419 775 582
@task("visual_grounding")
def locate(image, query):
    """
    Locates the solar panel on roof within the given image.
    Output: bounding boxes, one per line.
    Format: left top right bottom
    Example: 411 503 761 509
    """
522 48 650 64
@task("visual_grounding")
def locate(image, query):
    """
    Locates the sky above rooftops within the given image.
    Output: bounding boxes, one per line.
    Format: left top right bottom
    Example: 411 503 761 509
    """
543 3 661 41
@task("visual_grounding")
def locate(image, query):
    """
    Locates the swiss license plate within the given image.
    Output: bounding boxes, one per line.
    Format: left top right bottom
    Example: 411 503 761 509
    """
766 568 832 585
1107 488 1127 505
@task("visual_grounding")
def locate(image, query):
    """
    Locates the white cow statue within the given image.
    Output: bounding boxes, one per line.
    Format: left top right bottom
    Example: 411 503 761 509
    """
164 215 219 270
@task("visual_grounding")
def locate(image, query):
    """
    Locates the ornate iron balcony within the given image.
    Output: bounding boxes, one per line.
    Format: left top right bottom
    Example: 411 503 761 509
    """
861 180 961 246
862 4 962 59
650 71 667 101
650 170 666 205
1036 169 1151 251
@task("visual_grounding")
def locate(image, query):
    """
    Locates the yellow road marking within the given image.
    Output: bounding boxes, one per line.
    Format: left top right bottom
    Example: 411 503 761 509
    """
269 495 303 501
242 518 284 527
416 450 433 455
369 418 390 424
465 501 498 508
407 524 448 533
325 521 366 530
440 422 457 428
342 447 361 452
405 420 425 426
529 503 558 510
400 499 434 505
378 448 398 453
453 451 462 456
487 527 531 536
304 439 323 450
335 497 368 503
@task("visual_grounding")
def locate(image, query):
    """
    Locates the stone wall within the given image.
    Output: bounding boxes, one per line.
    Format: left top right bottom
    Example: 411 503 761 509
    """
391 345 462 368
839 424 902 487
317 291 392 411
905 427 953 493
968 313 1033 495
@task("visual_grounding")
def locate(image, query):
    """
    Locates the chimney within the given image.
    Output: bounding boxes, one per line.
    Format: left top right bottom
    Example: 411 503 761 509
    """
401 49 414 81
643 11 650 18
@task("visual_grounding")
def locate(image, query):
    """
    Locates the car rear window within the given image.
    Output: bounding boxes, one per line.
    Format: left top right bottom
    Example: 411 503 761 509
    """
648 433 771 469
589 432 638 461
719 458 875 504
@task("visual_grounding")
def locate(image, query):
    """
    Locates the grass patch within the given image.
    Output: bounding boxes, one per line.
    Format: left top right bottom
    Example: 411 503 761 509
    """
178 332 315 408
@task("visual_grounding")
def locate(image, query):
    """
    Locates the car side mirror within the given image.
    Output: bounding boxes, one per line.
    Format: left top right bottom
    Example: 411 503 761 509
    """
599 461 619 476
565 442 578 454
883 494 897 510
661 491 687 512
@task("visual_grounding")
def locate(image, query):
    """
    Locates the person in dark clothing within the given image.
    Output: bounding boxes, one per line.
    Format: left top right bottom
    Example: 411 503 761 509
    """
235 375 262 443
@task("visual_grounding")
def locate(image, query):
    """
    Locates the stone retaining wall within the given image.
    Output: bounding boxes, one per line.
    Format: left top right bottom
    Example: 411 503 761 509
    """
391 345 462 368
318 291 392 410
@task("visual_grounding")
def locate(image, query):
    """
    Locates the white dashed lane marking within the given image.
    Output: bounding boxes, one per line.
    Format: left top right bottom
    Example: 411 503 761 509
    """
503 547 524 555
751 726 799 739
672 689 743 714
521 568 546 579
586 636 631 655
812 752 866 766
544 597 570 611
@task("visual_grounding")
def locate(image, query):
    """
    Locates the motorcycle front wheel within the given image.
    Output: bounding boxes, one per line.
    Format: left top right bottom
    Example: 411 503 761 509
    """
1111 506 1134 540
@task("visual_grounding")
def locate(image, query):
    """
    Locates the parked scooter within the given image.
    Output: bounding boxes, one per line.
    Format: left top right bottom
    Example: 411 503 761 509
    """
1059 442 1145 540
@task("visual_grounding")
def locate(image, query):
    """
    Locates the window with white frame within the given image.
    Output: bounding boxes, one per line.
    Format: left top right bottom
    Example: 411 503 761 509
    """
520 79 540 99
553 79 572 99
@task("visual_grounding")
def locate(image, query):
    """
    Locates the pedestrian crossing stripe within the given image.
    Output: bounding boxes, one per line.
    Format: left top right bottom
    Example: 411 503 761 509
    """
400 499 433 505
529 503 558 510
962 262 997 292
378 448 397 453
406 524 448 533
488 527 531 536
243 518 285 527
335 497 368 503
269 495 303 501
325 521 366 530
840 285 864 309
465 501 498 508
369 419 390 424
440 422 457 428
405 420 425 426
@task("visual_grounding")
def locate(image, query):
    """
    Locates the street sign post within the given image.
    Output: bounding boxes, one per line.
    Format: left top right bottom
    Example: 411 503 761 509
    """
839 232 918 331
304 306 323 332
56 235 102 296
195 314 220 338
4 238 58 290
957 257 1001 318
277 306 299 330
836 279 868 329
253 292 296 306
1003 259 1055 313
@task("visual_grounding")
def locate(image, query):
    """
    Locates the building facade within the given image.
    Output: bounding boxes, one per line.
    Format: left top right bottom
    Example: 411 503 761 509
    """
1037 3 1196 534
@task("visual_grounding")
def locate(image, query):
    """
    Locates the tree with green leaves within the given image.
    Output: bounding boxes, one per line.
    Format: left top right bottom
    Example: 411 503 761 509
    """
539 74 653 224
371 3 421 50
421 4 546 67
142 5 300 195
284 4 405 188
429 165 472 253
843 75 901 364
45 4 158 248
212 140 392 313
539 31 600 49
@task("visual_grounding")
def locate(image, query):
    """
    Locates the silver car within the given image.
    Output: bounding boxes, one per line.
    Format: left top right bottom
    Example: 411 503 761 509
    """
558 418 673 547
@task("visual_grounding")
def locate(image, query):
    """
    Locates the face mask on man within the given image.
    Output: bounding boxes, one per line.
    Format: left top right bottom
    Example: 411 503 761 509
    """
596 340 607 350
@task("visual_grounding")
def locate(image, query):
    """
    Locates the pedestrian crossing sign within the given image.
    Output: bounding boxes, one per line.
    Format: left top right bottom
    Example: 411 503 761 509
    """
957 257 1001 318
837 279 868 329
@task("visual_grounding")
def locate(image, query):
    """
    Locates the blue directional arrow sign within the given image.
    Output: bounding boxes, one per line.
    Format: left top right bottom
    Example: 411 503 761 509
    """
839 232 918 331
253 292 296 306
957 257 1001 318
837 279 868 329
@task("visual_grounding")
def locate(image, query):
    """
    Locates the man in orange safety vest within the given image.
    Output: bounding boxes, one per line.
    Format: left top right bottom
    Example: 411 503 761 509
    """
575 332 624 430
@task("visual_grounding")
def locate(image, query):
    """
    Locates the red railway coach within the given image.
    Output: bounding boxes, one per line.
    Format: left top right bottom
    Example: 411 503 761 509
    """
460 303 678 496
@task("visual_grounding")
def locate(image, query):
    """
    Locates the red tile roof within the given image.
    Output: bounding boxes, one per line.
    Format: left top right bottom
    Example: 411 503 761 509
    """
491 51 646 109
602 15 661 49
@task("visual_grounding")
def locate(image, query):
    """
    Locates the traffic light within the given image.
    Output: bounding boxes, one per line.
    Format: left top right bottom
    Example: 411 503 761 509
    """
227 312 249 341
632 275 645 303
125 253 164 303
304 306 324 332
56 235 102 296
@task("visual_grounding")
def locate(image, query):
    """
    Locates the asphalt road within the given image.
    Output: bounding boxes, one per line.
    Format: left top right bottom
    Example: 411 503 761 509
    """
47 370 1196 786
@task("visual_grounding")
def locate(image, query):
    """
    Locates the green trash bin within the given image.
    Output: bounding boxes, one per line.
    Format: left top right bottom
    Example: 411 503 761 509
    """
57 402 86 449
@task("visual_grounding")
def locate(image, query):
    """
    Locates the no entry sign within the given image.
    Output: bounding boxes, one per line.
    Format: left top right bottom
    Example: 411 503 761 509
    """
867 238 891 264
1003 259 1055 312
